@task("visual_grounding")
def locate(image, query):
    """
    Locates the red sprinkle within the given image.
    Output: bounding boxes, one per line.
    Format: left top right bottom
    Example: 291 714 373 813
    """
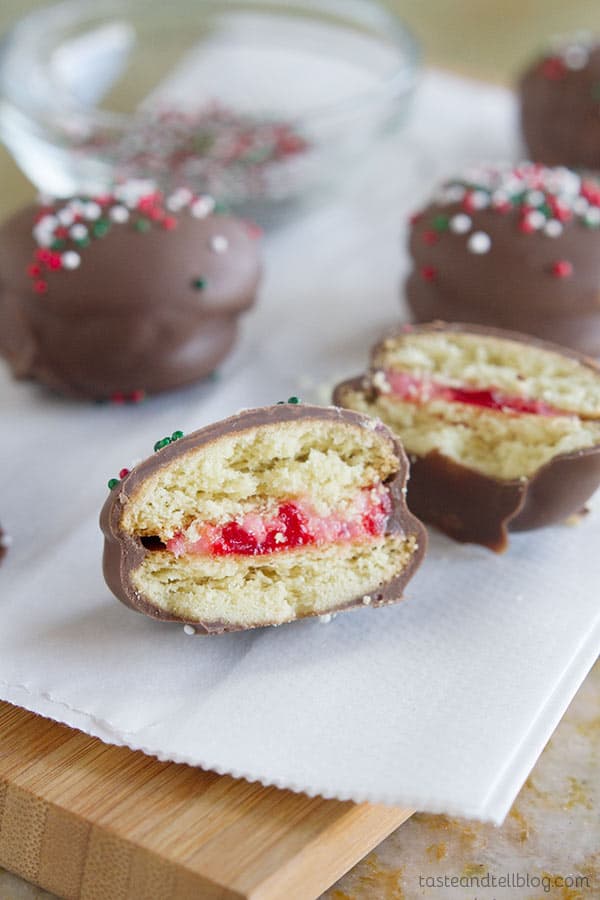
47 252 62 271
111 392 126 404
119 468 130 479
540 57 567 80
161 216 178 230
129 389 146 403
551 260 573 278
423 230 438 245
33 280 47 294
27 264 42 277
420 266 437 282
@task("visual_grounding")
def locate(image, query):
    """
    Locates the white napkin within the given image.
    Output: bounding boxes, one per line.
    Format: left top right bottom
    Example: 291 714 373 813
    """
1 71 598 823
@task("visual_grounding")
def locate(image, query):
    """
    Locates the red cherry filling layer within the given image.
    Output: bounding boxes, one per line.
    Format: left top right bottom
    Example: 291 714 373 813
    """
384 371 572 417
165 486 391 558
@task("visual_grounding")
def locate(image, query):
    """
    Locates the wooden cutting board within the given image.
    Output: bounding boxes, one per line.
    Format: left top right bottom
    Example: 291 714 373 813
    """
0 701 412 899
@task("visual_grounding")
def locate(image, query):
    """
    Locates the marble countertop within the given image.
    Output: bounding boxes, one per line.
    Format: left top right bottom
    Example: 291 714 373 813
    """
1 661 597 900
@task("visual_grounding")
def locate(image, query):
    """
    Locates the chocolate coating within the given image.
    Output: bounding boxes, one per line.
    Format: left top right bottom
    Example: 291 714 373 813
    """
405 164 600 356
0 193 261 400
100 404 427 633
333 322 600 552
519 42 600 169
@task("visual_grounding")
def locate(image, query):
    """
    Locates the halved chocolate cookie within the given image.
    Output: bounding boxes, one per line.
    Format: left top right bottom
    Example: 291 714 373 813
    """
100 403 426 633
334 323 600 551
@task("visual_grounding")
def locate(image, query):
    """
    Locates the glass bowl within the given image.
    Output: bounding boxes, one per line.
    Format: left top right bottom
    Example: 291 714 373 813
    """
0 0 419 225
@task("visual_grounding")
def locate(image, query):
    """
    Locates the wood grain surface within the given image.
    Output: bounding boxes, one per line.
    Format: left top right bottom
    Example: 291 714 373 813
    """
0 701 412 899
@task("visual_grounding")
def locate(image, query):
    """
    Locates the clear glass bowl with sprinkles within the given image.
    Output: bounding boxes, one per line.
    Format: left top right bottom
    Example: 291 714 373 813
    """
0 0 419 226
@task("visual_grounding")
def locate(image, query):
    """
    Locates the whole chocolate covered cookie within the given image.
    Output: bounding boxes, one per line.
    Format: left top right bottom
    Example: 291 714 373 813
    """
519 38 600 169
405 163 600 356
334 323 600 551
100 403 426 633
0 182 261 400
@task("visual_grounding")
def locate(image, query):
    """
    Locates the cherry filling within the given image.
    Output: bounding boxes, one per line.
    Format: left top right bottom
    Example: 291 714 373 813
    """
384 371 571 417
165 486 391 558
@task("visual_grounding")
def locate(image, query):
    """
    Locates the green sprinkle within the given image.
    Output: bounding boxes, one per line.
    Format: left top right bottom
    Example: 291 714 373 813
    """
51 239 66 250
75 237 90 248
92 219 110 238
276 400 285 405
191 277 206 290
432 214 450 232
214 201 229 214
287 396 300 404
539 202 553 218
108 478 119 490
153 437 171 452
171 430 184 441
135 218 151 232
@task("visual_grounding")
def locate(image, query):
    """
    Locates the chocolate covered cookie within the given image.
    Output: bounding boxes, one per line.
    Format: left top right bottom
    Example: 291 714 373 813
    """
0 182 261 400
405 163 600 356
334 323 600 551
519 38 600 169
100 403 426 633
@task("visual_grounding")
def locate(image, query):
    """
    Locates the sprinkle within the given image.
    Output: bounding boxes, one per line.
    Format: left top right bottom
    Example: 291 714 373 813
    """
420 265 437 281
449 213 472 234
210 234 228 253
544 219 563 237
191 277 206 290
171 430 184 440
541 56 566 80
129 389 146 403
162 216 177 230
135 218 151 232
69 223 87 240
183 624 196 635
118 468 130 479
525 190 545 207
573 197 589 215
84 202 102 221
432 214 450 232
564 44 589 70
109 205 129 223
108 478 119 490
27 264 41 277
524 210 546 230
319 614 333 624
423 230 438 245
61 251 81 270
92 219 110 238
34 280 47 294
362 595 372 605
287 396 300 404
57 209 75 226
467 231 491 254
191 195 216 218
154 437 171 451
47 252 62 270
584 208 600 227
551 260 573 278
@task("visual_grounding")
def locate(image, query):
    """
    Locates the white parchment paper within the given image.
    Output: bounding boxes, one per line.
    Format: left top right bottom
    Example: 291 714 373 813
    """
1 72 598 823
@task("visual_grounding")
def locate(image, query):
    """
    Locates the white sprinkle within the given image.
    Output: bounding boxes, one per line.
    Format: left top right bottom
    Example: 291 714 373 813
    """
273 532 286 544
191 195 216 218
525 210 546 230
39 214 58 231
109 204 129 223
573 197 589 215
183 624 196 635
449 213 472 234
585 208 600 226
57 208 75 226
69 223 88 240
210 234 228 254
32 227 53 247
470 190 490 210
362 595 372 605
544 219 563 237
168 187 193 209
319 614 333 624
491 190 509 207
84 202 102 221
525 190 545 207
61 251 81 270
372 371 391 393
564 44 589 70
467 231 491 254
